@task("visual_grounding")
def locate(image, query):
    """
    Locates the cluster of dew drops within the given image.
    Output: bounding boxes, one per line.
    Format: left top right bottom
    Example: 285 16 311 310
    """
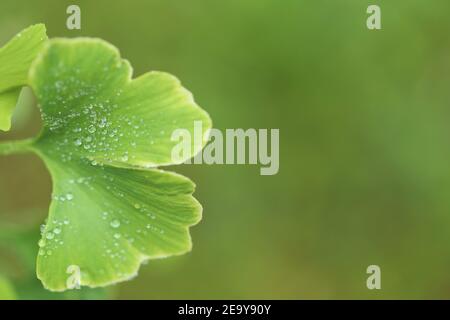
38 201 165 263
41 177 166 261
38 218 70 258
38 63 164 166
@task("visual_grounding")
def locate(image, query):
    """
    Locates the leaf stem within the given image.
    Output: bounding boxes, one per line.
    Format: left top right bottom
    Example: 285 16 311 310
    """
0 138 34 156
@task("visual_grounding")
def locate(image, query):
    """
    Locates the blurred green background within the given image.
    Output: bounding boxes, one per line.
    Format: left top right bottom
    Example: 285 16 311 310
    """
1 0 450 299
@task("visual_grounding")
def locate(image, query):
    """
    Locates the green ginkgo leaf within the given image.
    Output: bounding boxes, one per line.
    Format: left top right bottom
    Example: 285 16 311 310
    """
0 24 47 131
22 38 211 291
0 88 21 131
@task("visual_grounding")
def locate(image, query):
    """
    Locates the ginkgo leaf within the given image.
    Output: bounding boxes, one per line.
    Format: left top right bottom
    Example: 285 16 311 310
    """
0 88 21 131
34 160 202 291
0 24 47 131
30 38 211 167
27 38 211 291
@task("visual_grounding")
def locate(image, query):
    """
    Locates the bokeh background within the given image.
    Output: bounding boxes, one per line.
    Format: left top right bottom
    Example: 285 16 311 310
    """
1 0 450 299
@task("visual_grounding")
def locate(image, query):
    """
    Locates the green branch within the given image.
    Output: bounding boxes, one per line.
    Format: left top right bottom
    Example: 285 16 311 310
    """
0 138 34 156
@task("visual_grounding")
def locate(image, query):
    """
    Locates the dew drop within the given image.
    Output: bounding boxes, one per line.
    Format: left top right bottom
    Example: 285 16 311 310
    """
99 118 107 128
110 220 121 228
